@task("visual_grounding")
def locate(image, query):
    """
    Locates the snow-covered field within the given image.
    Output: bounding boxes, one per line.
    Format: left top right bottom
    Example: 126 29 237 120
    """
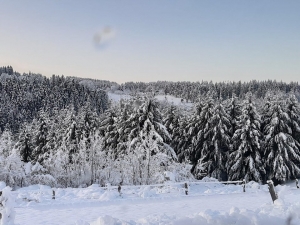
108 92 193 108
6 180 300 224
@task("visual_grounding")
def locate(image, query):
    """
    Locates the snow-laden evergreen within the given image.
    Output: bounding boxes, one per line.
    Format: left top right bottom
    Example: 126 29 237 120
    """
174 101 204 174
263 95 300 183
171 115 190 162
200 102 231 180
286 94 300 144
225 94 242 136
190 98 215 177
228 93 265 182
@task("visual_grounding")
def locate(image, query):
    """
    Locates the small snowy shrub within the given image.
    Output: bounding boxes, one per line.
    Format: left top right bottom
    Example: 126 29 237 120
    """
0 186 15 225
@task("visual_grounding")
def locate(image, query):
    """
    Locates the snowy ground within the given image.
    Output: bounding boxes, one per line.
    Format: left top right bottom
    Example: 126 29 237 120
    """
9 180 300 225
108 92 193 106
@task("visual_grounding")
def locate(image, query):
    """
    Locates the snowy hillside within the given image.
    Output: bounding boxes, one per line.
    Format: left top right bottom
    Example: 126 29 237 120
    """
108 92 193 108
8 180 300 225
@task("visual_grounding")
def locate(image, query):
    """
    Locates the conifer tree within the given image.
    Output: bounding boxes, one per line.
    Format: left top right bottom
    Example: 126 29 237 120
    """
189 98 215 176
228 93 265 182
263 95 300 183
174 101 204 169
200 102 231 180
286 94 300 144
16 128 33 163
225 94 242 136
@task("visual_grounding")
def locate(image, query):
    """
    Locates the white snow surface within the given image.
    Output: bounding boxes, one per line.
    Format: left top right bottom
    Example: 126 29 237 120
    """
107 92 193 108
107 92 131 102
8 179 300 225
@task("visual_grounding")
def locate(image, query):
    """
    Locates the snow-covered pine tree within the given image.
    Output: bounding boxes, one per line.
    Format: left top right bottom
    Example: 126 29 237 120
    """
15 128 33 163
62 111 80 164
99 106 119 152
189 97 215 177
173 100 204 169
200 101 231 180
163 104 180 138
228 92 265 183
225 93 242 137
31 113 49 163
139 97 175 153
171 115 189 162
114 99 133 156
286 94 300 144
127 97 176 184
263 95 300 183
0 129 14 159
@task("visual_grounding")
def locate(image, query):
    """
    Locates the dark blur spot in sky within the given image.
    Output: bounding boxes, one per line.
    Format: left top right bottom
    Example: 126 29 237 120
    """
93 26 116 50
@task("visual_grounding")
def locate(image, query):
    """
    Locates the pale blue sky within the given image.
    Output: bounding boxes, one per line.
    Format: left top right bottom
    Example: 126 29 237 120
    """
1 1 300 83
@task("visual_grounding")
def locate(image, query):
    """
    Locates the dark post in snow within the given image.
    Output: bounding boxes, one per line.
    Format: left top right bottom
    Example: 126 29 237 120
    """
52 190 55 200
118 184 122 196
184 183 188 195
0 191 2 220
242 179 246 192
267 180 278 203
296 179 299 189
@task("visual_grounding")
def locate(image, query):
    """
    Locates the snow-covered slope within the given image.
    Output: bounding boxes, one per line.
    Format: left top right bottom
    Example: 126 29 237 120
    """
108 92 193 110
10 180 300 225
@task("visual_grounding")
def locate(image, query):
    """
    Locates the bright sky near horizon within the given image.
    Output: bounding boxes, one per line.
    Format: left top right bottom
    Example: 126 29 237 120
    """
0 1 300 84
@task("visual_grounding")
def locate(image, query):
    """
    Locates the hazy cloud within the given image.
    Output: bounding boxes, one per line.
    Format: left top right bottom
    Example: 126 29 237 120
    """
93 26 116 48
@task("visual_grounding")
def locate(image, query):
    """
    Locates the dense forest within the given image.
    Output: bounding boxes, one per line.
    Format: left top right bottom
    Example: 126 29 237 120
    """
1 66 300 188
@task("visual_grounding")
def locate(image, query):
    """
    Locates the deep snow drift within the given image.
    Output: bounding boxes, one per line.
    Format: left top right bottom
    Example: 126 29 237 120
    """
1 179 298 224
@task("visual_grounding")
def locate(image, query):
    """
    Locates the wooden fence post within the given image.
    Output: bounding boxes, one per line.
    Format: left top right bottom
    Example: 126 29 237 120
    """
0 191 2 221
242 179 246 192
52 190 55 200
184 183 188 195
118 184 122 196
267 180 278 203
296 179 299 189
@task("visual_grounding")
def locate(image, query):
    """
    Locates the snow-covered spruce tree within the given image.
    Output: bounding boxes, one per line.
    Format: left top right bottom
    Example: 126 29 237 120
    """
98 99 133 158
127 97 177 184
261 91 273 132
225 93 242 137
173 100 204 168
189 98 215 177
171 115 189 162
286 94 300 144
112 99 133 156
228 92 265 183
77 104 99 146
263 95 300 183
62 112 80 164
163 104 180 138
0 129 15 159
31 112 49 163
15 127 33 163
99 106 119 152
199 101 231 181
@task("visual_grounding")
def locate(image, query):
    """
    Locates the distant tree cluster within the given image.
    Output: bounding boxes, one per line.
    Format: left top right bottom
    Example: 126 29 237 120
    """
0 66 14 75
0 72 109 133
119 80 300 102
